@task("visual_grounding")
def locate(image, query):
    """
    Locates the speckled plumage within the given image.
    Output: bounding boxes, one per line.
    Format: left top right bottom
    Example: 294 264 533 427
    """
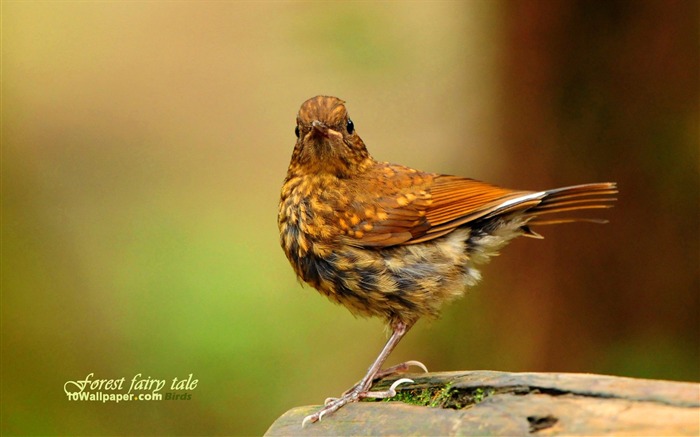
278 96 617 425
279 96 615 326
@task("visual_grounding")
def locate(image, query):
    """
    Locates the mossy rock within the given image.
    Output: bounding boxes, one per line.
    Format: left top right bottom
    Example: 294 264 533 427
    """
265 370 700 436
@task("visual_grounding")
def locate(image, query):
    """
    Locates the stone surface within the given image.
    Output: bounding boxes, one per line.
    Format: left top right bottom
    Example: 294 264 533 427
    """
265 370 700 436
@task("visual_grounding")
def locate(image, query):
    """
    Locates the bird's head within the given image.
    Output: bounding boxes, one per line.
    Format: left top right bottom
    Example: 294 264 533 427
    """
290 96 372 178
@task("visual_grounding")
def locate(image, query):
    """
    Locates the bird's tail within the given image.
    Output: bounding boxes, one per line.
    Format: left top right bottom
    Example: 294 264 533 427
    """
525 182 618 226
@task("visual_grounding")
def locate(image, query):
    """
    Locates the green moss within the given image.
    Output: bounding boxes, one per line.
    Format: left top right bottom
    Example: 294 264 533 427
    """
367 382 494 409
468 387 492 405
384 387 436 406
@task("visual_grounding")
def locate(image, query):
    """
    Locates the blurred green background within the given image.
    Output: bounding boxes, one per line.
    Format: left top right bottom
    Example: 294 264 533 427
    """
2 1 698 435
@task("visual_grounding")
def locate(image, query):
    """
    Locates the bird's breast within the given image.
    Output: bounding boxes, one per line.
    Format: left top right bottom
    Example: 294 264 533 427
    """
278 175 339 281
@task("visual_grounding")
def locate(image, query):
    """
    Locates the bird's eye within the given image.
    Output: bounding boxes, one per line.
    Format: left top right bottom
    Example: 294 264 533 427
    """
346 119 354 134
295 125 300 138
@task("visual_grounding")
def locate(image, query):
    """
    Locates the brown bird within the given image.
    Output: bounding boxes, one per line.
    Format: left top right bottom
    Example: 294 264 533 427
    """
278 95 617 425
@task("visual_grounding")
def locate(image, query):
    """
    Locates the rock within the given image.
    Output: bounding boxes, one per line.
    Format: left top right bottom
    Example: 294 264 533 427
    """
265 370 700 436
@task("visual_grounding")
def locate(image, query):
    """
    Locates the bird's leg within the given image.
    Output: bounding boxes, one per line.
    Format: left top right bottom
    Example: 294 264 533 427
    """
302 321 415 426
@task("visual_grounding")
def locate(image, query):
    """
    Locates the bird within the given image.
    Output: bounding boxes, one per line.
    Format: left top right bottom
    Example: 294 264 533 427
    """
278 95 617 425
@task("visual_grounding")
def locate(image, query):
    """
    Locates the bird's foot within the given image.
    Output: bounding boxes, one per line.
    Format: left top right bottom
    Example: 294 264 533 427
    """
374 360 428 380
302 378 414 427
325 360 428 403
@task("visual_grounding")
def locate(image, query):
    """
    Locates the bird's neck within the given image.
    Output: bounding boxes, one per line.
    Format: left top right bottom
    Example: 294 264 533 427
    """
287 155 375 181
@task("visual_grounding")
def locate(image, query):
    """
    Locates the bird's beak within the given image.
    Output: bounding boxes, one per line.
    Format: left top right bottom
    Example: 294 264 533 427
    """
311 120 342 140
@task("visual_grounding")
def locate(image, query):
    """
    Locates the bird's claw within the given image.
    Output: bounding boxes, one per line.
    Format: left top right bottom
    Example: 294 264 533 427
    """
405 360 429 373
303 360 426 425
301 393 355 427
340 360 427 397
373 360 428 381
300 378 416 427
362 378 414 399
301 414 315 428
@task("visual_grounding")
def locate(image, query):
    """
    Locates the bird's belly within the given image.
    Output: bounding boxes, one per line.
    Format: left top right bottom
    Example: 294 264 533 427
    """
296 229 481 325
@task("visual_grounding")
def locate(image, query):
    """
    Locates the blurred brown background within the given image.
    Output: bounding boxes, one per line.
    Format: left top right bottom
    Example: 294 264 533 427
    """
2 1 698 435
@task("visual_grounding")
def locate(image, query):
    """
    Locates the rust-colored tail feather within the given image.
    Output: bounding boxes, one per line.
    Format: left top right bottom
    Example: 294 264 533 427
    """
527 182 618 225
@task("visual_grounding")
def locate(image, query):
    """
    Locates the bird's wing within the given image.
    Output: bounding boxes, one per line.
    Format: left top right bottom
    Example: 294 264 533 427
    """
414 175 540 243
340 165 536 247
341 164 616 248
